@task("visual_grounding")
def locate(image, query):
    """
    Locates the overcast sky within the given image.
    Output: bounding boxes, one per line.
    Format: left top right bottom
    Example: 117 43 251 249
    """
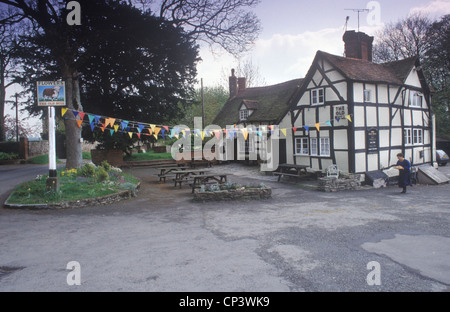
197 0 450 88
5 0 450 134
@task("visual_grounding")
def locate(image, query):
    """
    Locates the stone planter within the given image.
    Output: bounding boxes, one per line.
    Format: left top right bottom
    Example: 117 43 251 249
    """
317 174 361 192
193 186 272 202
91 149 124 167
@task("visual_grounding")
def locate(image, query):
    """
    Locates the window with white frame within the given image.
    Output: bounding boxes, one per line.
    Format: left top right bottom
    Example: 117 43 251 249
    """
310 138 318 155
404 129 412 145
413 129 423 145
364 90 371 102
311 88 324 105
239 109 249 121
320 137 330 156
411 92 423 107
295 137 309 155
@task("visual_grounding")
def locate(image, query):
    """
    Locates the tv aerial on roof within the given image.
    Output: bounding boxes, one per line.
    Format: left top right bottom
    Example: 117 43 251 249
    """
344 8 369 32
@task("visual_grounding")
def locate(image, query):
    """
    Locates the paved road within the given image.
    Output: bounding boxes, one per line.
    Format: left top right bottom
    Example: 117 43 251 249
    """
0 163 449 292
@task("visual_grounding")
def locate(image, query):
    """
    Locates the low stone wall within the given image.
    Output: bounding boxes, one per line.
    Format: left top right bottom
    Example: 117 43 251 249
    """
28 140 48 157
194 187 272 202
317 174 362 192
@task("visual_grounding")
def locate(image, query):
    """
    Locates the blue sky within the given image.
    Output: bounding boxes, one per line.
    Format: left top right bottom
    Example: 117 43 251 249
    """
197 0 450 87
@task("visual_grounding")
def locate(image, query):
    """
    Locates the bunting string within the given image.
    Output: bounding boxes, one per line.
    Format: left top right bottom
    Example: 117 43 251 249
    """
60 107 353 142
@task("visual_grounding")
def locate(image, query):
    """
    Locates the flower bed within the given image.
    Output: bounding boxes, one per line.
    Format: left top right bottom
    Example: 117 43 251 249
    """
4 161 140 209
193 182 272 202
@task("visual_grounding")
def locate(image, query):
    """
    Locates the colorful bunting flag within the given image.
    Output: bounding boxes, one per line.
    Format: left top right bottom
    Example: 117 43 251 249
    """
293 127 297 133
137 124 145 133
90 123 95 132
72 110 79 118
114 125 119 132
304 125 310 133
281 129 287 137
110 129 114 136
121 121 129 130
76 120 83 128
61 108 68 117
325 120 332 127
128 132 133 139
94 115 101 124
88 114 95 124
346 115 352 122
78 112 86 121
315 123 320 131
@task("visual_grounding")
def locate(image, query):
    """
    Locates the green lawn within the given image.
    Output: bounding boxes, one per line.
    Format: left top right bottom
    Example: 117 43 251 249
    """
7 167 140 205
27 154 62 164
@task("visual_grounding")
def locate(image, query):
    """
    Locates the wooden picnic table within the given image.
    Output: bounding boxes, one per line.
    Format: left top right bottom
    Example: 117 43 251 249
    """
157 166 188 182
191 174 228 193
172 169 209 188
273 164 309 182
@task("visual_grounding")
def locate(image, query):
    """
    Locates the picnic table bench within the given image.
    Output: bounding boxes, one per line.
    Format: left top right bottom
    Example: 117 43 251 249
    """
172 169 209 188
273 164 309 182
191 174 228 193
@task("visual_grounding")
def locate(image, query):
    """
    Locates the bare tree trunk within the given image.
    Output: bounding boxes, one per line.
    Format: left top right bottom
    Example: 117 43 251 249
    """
63 66 82 169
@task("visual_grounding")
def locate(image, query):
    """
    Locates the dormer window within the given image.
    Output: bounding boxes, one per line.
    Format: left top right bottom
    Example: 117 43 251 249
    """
240 109 249 121
312 88 324 105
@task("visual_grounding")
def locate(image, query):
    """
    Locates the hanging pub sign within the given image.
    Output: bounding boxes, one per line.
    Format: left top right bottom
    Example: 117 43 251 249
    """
334 105 347 122
37 81 66 106
367 128 379 153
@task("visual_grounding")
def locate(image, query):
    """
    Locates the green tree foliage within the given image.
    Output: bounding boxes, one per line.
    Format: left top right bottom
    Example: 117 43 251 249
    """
173 85 229 128
423 15 450 139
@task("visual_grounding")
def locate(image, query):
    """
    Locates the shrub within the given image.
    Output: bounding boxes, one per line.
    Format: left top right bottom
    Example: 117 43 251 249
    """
78 163 96 177
0 152 19 160
100 160 111 172
96 167 109 182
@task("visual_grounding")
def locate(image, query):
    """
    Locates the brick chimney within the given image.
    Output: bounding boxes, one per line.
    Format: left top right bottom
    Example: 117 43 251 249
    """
238 77 246 93
343 30 374 62
229 69 238 98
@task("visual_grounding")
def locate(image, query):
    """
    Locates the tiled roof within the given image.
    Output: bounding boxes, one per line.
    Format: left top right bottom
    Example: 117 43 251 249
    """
213 78 304 127
318 51 417 85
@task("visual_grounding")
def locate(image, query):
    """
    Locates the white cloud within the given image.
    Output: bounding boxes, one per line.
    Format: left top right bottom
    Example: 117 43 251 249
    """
198 24 384 87
409 0 450 18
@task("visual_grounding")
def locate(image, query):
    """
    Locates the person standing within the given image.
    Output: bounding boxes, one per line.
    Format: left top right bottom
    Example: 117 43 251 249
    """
395 153 412 194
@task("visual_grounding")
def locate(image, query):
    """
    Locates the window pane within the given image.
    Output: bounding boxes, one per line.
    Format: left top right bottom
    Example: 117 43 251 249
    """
320 138 330 156
312 90 317 104
310 138 317 155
